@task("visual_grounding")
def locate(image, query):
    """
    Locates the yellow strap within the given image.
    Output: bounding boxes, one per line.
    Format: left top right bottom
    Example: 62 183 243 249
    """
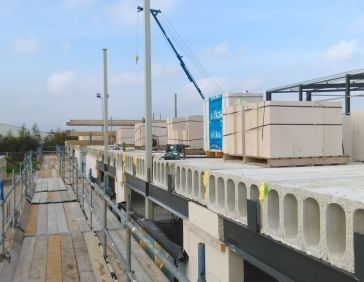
259 182 269 203
202 170 209 200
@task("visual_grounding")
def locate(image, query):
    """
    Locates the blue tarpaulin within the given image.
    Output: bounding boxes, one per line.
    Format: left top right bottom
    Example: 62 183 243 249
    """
209 95 223 150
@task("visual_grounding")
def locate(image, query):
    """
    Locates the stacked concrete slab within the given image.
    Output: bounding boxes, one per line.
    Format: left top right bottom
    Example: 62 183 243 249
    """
167 115 203 149
81 145 364 275
79 135 103 141
351 111 364 161
203 92 263 151
223 106 245 156
170 157 364 273
116 125 135 145
245 101 343 158
134 122 167 147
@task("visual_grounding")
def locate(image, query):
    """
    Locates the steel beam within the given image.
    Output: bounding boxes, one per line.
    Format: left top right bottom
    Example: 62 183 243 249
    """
265 91 272 101
298 85 303 101
354 232 364 281
126 173 188 218
306 91 312 101
345 74 351 115
223 218 357 282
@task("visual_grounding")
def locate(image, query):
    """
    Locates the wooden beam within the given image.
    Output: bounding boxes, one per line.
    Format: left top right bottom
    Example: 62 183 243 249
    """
69 131 116 137
66 140 105 146
66 119 166 126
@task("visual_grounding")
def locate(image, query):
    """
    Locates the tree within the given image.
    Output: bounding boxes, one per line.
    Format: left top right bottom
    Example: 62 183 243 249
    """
31 123 41 144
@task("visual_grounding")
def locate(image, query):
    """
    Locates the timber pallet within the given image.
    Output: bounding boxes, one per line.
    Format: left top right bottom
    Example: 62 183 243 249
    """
223 154 244 162
242 155 350 167
206 150 224 158
185 148 205 156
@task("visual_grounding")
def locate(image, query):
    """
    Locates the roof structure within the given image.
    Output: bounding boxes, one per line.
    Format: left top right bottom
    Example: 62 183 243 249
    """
266 68 364 115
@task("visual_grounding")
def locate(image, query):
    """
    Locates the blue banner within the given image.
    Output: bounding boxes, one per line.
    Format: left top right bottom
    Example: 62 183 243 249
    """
209 95 223 150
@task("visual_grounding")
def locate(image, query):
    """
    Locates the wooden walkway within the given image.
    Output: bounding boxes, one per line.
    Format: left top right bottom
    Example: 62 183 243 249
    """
0 155 169 282
7 156 121 282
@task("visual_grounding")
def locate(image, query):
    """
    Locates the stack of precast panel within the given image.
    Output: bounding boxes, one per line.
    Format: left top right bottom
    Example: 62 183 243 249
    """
167 115 203 149
116 126 135 145
203 92 263 151
134 122 167 147
351 111 364 161
222 106 245 156
244 101 343 158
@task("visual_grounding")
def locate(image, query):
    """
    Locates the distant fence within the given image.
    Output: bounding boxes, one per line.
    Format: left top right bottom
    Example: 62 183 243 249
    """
0 157 5 180
0 152 27 162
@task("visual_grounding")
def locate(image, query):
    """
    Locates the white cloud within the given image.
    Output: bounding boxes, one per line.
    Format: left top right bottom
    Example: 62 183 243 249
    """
323 40 360 62
46 71 77 96
12 38 40 55
202 42 228 58
201 42 243 60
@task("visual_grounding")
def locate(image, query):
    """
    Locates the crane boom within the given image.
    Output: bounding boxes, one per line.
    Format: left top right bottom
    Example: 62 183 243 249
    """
137 6 205 100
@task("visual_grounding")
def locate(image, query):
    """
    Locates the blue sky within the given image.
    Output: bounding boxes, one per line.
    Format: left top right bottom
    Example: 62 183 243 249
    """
1 0 364 131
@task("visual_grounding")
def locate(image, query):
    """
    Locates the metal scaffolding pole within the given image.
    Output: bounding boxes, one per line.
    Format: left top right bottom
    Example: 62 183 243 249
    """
102 48 109 258
144 0 154 220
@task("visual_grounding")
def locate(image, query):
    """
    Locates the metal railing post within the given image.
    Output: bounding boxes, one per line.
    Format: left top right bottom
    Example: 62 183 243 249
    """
12 170 16 226
89 169 93 230
27 155 30 194
19 162 23 211
126 186 132 272
103 173 108 258
71 157 74 192
0 180 4 256
81 162 85 213
198 243 206 282
75 159 79 200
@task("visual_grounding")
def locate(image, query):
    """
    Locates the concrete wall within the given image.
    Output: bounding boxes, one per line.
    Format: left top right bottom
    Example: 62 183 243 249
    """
184 202 244 282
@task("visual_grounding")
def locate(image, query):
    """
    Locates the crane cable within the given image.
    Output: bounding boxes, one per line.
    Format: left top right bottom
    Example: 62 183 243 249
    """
134 8 224 96
135 10 140 65
158 14 221 94
159 13 224 95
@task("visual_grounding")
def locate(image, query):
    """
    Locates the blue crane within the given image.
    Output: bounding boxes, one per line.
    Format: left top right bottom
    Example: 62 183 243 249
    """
137 6 205 100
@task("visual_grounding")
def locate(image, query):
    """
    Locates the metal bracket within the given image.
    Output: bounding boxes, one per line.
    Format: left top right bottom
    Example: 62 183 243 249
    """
0 251 11 263
247 199 260 233
167 174 174 192
354 232 364 281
